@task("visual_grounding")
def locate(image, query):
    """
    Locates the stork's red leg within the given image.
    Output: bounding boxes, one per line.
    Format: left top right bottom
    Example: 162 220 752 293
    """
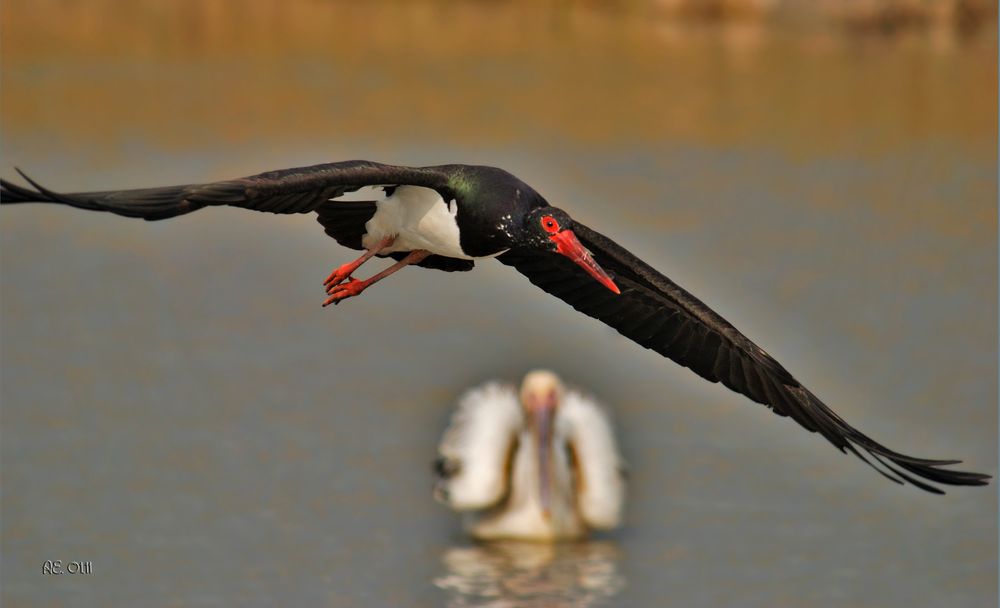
322 250 431 307
323 236 395 288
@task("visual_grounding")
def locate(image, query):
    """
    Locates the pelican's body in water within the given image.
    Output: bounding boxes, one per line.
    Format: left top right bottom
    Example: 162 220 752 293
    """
434 371 626 541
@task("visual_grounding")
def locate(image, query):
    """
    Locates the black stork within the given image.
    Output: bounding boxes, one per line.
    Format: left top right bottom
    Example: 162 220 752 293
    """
0 160 990 493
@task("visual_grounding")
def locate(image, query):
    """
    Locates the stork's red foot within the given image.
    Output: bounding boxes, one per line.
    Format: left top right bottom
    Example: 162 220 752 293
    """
323 259 364 289
321 248 430 308
323 236 396 288
322 278 369 306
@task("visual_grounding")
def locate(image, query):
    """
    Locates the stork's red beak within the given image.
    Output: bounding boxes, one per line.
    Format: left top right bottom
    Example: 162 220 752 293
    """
550 230 621 294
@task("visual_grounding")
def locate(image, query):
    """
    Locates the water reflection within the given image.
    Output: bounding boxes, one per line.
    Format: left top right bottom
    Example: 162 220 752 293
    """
435 541 625 608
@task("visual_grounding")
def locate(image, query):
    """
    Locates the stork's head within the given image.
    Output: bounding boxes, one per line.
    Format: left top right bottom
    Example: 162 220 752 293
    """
519 208 620 295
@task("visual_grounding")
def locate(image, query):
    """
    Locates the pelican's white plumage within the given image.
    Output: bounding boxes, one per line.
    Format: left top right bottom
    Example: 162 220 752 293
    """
434 371 626 541
435 382 524 511
558 390 627 529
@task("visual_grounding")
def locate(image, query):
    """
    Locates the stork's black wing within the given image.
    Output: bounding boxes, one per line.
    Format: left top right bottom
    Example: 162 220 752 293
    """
1 161 476 272
0 161 452 221
498 222 990 493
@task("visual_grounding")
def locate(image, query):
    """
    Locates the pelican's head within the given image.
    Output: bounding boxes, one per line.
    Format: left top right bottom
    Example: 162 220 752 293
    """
520 369 564 415
519 370 565 520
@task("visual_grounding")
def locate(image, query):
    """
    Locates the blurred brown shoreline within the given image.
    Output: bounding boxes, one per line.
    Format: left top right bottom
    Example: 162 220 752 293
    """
2 1 996 156
3 0 996 55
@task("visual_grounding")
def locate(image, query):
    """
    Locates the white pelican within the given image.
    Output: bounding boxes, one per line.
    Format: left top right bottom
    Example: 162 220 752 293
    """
433 370 626 541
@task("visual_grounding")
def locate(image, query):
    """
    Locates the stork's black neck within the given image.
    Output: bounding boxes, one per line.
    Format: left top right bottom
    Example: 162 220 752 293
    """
443 166 549 257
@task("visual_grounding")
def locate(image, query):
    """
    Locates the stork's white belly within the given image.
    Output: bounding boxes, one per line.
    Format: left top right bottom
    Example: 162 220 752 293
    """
361 186 471 259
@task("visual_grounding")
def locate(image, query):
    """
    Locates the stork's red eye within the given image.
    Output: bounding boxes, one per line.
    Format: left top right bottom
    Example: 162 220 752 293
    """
541 216 560 234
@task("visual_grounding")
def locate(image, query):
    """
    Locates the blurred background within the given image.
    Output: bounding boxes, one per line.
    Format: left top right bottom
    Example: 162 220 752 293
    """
1 1 996 606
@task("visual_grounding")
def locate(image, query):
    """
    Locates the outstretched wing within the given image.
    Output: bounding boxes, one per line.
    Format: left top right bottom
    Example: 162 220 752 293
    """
1 161 476 272
558 389 626 529
434 382 524 511
0 161 452 220
499 222 991 493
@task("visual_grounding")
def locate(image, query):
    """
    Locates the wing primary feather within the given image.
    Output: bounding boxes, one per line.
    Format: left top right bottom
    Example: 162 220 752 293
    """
844 443 906 486
869 452 944 494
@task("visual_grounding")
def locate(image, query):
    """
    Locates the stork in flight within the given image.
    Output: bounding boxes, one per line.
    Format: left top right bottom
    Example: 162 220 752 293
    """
433 370 626 541
0 161 990 493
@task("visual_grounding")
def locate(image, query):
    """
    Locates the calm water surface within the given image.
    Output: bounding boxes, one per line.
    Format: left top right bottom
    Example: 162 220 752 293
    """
1 4 996 607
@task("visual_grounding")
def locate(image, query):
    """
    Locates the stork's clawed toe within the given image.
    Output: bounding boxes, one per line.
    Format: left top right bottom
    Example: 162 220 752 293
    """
322 278 368 306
